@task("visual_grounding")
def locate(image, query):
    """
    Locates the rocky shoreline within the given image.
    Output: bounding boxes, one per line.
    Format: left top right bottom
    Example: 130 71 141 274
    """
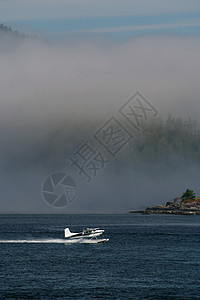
130 200 200 215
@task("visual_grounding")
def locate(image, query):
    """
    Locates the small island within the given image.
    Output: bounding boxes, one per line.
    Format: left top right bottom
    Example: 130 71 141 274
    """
130 189 200 215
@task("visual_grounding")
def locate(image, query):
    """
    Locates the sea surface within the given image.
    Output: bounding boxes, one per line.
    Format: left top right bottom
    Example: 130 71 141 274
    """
0 214 200 299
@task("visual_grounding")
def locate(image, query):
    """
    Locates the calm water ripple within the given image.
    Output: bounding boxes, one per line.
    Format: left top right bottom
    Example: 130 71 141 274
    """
0 214 200 299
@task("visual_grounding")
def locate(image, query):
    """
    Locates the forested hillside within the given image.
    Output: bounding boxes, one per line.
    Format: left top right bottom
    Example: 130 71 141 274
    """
2 115 200 173
127 115 200 169
0 23 40 51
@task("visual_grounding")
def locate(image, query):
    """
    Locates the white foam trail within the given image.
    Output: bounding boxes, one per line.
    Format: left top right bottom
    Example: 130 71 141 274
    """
0 238 109 244
0 239 65 243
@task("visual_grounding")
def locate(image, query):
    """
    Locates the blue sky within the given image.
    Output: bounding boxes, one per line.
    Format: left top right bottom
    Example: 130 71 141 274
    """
0 0 200 39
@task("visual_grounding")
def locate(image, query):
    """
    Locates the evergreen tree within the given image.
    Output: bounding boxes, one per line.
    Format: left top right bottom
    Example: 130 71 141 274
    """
180 189 196 201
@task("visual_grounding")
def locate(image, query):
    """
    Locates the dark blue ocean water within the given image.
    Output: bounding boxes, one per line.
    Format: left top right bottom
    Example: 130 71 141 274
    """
0 214 200 299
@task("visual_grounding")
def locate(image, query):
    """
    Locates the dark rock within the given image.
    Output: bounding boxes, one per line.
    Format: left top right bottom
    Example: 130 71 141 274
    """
130 200 200 215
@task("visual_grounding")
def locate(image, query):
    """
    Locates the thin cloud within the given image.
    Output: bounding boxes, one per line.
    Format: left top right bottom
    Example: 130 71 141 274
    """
0 0 200 21
59 19 200 34
1 34 200 123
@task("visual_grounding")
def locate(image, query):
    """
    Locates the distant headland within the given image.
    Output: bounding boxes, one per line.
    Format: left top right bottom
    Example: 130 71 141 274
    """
130 189 200 215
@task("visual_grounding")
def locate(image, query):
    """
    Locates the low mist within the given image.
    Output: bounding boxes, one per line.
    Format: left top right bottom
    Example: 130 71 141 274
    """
1 29 200 213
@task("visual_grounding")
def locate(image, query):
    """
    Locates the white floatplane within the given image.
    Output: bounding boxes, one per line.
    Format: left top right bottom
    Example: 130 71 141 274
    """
64 227 109 243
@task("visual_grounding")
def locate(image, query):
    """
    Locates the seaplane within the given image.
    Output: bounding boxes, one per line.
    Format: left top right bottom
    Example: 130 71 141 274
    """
64 227 109 243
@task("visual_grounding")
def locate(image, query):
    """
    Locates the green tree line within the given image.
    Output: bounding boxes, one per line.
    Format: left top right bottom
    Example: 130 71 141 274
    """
2 115 200 173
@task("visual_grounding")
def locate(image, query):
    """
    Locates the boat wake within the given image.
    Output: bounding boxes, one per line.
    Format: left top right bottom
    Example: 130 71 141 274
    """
0 238 109 244
0 227 109 244
0 239 65 243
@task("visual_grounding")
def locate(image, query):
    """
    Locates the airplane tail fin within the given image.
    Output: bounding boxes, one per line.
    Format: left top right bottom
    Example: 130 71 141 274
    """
64 228 72 238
